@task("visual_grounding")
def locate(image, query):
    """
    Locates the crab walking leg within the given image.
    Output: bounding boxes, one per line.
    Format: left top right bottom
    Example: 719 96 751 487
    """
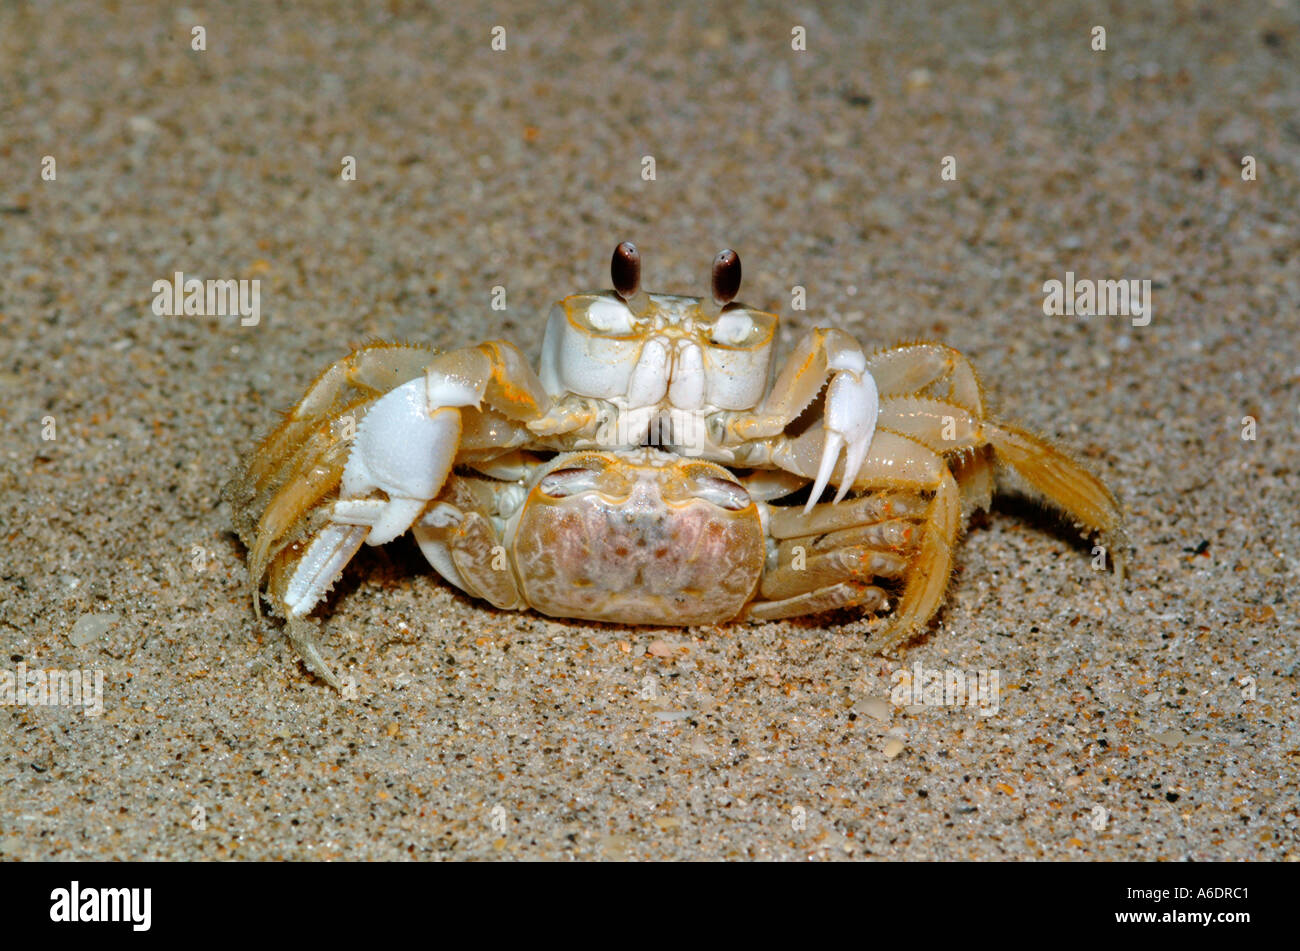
865 343 985 416
876 396 985 448
243 413 359 608
793 431 963 652
762 427 938 509
880 396 1124 554
747 492 932 619
264 391 465 632
411 479 526 611
282 617 344 690
745 581 890 621
771 519 918 568
254 346 547 687
948 445 995 519
730 328 880 512
227 344 433 582
809 431 961 649
984 420 1127 568
766 490 930 536
861 465 962 653
748 431 963 641
875 395 996 517
760 545 911 599
760 499 928 601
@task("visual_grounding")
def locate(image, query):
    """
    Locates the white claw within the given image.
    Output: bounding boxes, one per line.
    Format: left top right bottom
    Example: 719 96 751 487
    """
341 376 465 543
285 523 369 617
836 431 872 504
804 367 879 513
805 431 844 514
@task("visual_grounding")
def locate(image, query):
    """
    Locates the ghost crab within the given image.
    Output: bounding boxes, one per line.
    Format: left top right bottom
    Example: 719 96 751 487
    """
226 242 1124 687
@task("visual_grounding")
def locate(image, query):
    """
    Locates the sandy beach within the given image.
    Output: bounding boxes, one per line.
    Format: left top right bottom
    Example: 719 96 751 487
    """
0 1 1295 860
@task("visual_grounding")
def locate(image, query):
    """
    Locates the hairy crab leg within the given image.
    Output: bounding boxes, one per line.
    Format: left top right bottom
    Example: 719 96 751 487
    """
861 466 962 653
875 395 994 518
762 428 941 500
242 343 435 492
881 395 1124 558
876 395 984 447
283 343 546 598
759 429 963 650
948 445 995 519
746 489 931 621
744 581 889 621
984 420 1127 571
865 342 985 415
242 420 357 601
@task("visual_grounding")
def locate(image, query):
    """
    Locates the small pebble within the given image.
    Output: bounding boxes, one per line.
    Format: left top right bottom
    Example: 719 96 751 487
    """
856 697 893 721
600 835 631 858
883 739 905 759
69 613 119 646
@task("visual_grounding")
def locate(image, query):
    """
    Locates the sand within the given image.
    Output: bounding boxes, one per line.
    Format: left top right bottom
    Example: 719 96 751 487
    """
0 1 1296 860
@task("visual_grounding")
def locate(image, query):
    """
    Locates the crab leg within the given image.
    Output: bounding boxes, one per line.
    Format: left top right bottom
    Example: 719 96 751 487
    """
745 581 889 621
865 467 961 652
752 496 925 618
949 445 995 519
226 341 435 561
874 395 994 516
760 547 910 599
879 396 1123 555
242 343 436 493
985 420 1127 565
866 343 985 415
748 430 963 650
411 474 527 611
771 518 918 565
877 396 983 447
760 428 943 502
765 490 929 536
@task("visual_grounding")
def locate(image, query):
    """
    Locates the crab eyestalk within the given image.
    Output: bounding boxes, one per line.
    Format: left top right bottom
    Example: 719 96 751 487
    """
701 248 742 320
611 241 650 316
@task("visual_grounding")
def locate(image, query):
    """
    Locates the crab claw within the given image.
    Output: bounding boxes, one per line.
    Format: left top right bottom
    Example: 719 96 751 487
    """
804 364 879 513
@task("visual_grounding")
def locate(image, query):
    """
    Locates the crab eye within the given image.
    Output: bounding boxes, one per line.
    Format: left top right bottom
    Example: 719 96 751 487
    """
711 248 741 306
611 241 641 301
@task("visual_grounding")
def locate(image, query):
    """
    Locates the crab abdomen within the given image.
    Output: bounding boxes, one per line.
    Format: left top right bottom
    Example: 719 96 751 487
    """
509 452 765 625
